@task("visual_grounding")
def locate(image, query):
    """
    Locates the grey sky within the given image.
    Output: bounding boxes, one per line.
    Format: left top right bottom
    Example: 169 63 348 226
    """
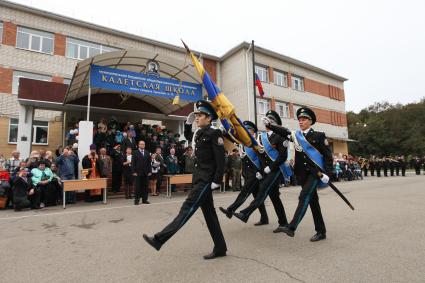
11 0 425 112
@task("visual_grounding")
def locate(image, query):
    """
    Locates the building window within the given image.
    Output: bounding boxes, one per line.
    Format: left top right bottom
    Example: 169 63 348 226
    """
292 75 304 91
33 121 49 145
257 99 270 116
255 65 268 83
8 118 19 143
276 102 290 119
63 78 71 85
293 104 302 120
8 118 49 145
273 70 288 87
66 37 119 60
12 71 51 94
16 26 54 54
0 22 3 44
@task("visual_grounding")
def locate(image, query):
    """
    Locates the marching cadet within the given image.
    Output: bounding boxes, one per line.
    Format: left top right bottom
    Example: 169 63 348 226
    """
233 110 290 233
219 121 269 226
361 158 369 177
143 100 227 260
376 158 382 177
413 156 421 175
265 107 333 242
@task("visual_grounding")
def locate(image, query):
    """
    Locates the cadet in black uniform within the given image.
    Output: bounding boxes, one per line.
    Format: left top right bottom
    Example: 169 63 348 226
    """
399 155 406 177
395 156 401 176
219 121 269 226
389 157 395 176
266 107 333 242
383 157 389 177
233 110 289 232
369 157 375 176
376 158 382 177
143 100 227 260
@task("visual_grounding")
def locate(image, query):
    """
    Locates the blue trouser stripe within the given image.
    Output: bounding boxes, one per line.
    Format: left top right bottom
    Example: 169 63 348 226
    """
294 178 318 228
178 183 210 230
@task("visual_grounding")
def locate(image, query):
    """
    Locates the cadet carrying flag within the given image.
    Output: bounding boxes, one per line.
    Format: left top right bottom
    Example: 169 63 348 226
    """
255 73 265 98
181 40 259 150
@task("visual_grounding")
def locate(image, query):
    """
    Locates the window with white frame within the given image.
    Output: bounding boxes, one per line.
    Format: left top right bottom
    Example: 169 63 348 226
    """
273 70 288 87
292 75 304 91
12 71 51 94
16 26 54 54
8 119 49 144
8 118 19 143
33 120 49 144
293 104 302 119
255 65 268 83
257 99 270 116
276 102 290 119
66 37 119 60
0 22 3 44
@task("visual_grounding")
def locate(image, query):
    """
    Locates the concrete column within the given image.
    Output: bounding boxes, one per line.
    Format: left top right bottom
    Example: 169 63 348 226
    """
17 104 34 159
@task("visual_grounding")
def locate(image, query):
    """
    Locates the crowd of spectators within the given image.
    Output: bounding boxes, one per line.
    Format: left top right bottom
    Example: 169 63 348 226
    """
1 116 424 211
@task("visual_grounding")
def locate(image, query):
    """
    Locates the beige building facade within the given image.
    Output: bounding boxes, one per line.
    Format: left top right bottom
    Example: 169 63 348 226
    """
0 0 349 158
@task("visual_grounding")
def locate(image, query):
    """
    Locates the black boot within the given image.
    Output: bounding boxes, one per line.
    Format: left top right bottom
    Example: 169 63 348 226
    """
143 234 162 251
310 233 326 242
219 207 233 219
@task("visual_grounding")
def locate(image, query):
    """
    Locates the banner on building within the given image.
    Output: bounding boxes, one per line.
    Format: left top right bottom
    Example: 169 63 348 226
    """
89 64 202 102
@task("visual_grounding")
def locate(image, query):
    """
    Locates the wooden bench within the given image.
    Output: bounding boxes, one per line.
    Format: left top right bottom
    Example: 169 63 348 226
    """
62 178 108 209
163 174 227 198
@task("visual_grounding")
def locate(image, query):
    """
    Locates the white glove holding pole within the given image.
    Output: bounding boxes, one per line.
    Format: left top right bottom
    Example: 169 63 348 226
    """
186 112 195 124
256 172 263 180
211 182 220 190
264 166 271 174
320 174 330 184
261 117 271 127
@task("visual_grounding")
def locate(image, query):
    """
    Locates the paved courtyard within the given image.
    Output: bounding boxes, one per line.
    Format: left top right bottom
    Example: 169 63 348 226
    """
1 173 424 282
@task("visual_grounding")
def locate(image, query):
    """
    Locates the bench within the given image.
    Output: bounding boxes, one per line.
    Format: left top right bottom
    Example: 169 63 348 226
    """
163 174 227 198
62 178 108 208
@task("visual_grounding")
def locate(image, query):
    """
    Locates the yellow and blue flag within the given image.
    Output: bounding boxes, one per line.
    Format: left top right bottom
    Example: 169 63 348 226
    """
182 40 259 150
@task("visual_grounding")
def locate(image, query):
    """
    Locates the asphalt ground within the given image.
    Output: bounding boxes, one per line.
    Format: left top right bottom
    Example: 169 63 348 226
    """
1 173 424 282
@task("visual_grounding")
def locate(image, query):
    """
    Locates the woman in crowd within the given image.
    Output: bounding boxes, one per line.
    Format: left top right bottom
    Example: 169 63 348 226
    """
122 147 134 199
31 160 54 208
150 152 161 196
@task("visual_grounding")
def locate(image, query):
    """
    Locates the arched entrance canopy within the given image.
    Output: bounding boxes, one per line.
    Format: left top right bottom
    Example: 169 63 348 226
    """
64 49 203 116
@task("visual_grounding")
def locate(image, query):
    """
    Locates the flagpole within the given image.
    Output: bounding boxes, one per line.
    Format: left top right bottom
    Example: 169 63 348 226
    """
252 40 258 125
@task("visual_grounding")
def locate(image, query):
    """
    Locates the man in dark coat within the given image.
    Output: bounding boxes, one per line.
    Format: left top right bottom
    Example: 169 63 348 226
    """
143 100 227 260
267 107 333 242
132 140 152 205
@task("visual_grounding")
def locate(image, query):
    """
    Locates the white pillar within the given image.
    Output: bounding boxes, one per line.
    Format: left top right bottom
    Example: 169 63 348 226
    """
17 104 34 160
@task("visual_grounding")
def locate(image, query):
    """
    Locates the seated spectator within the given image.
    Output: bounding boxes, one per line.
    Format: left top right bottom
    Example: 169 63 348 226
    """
31 160 54 208
6 150 22 178
0 164 11 209
12 167 33 211
26 151 41 170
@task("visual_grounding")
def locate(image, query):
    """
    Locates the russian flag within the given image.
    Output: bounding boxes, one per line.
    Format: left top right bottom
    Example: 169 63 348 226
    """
255 73 265 98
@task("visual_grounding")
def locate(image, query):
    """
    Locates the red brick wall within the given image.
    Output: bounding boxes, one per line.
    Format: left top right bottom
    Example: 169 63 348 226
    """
54 33 66 56
288 102 294 118
52 76 64 83
3 22 17 46
268 67 274 84
312 107 346 127
0 67 13 93
304 77 345 102
287 73 292 88
203 58 217 83
270 97 276 110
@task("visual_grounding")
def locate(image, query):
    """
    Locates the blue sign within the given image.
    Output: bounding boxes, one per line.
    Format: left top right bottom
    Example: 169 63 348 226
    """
90 64 202 102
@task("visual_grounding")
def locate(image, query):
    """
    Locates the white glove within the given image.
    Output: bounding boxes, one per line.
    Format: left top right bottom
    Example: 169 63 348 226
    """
320 174 330 184
211 182 220 190
255 172 263 180
264 166 271 174
186 112 195 124
261 117 271 127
